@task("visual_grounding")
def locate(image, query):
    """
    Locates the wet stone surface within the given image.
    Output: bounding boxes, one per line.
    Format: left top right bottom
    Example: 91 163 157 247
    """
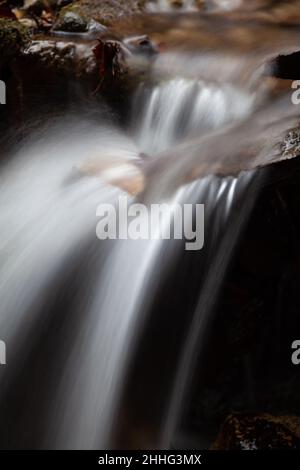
212 413 300 449
281 128 300 160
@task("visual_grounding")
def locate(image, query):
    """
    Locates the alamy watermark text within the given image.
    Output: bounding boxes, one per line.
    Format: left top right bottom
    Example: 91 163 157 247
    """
96 196 205 251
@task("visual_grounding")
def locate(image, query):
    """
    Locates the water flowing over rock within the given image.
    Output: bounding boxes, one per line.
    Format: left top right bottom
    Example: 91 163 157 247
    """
1 0 300 451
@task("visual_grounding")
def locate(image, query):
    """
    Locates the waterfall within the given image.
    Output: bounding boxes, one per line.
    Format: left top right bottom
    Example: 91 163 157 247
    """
133 79 254 154
147 0 243 12
0 53 261 449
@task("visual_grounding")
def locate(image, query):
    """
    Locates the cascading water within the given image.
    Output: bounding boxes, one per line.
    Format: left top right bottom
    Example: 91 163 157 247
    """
147 0 243 12
133 79 254 155
148 0 199 12
0 40 268 448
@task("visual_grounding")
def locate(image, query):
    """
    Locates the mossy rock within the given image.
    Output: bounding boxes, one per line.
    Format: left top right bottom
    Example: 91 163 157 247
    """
0 19 29 64
53 5 90 32
55 0 147 30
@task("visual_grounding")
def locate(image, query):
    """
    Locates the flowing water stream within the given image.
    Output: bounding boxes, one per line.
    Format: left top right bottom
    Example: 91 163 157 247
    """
0 3 299 449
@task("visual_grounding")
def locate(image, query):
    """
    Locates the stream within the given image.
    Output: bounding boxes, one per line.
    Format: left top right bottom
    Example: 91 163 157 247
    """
0 0 299 450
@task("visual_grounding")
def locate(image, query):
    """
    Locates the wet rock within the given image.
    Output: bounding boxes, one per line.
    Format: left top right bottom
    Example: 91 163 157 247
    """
273 51 300 80
23 36 98 76
0 18 29 64
0 2 17 19
281 128 300 160
168 0 184 8
184 164 300 448
5 32 134 129
55 0 147 30
54 8 88 32
212 413 300 449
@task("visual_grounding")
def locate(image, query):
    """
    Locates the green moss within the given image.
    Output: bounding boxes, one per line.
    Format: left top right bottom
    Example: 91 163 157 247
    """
0 19 29 64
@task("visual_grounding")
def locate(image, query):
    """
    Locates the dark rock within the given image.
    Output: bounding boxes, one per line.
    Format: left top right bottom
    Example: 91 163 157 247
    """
23 36 98 76
54 9 88 32
0 18 29 65
54 0 147 31
168 0 184 8
212 413 300 449
53 0 146 33
183 160 300 448
0 2 17 19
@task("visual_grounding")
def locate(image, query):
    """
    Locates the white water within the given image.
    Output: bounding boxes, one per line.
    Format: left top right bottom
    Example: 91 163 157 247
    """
148 0 198 12
133 79 254 154
0 54 260 448
148 0 242 12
